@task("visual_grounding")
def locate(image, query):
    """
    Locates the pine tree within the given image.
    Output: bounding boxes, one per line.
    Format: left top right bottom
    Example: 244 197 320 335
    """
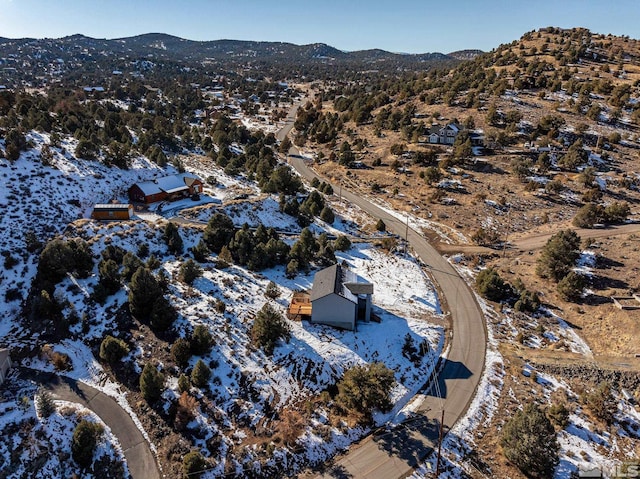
190 325 213 355
171 338 192 369
99 335 129 365
35 389 56 418
320 206 335 224
336 362 396 424
98 259 121 294
140 363 164 403
536 230 581 282
163 222 183 255
182 451 207 479
251 303 290 355
203 213 235 253
179 259 202 285
72 420 103 469
264 281 281 300
501 403 559 477
190 359 211 388
128 267 163 321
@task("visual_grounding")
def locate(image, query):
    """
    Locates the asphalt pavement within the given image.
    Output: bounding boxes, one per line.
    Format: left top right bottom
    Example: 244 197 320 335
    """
22 369 161 479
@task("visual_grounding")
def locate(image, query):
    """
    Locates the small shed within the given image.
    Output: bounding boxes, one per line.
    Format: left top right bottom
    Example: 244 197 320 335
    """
91 203 133 220
0 349 11 386
310 264 373 331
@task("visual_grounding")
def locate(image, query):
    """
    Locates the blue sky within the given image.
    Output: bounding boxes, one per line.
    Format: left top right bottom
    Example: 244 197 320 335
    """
0 0 638 53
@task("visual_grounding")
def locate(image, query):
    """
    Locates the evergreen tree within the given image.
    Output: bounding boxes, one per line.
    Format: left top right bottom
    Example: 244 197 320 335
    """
251 303 290 355
35 389 56 418
179 259 202 285
190 359 211 388
171 338 192 369
121 252 143 281
190 325 213 355
334 235 352 251
501 403 559 478
203 213 235 253
72 420 103 469
336 362 396 424
320 206 335 224
140 363 164 403
264 281 281 300
557 271 585 302
129 267 163 321
163 222 183 255
191 239 209 262
536 230 581 282
99 335 129 365
98 258 121 294
149 297 177 332
182 451 207 479
476 268 512 302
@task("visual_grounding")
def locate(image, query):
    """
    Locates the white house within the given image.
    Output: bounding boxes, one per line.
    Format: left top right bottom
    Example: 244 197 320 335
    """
310 264 373 331
428 123 462 145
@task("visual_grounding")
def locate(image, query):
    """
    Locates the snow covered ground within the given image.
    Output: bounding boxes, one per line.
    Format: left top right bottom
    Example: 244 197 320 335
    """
0 134 446 475
0 379 129 478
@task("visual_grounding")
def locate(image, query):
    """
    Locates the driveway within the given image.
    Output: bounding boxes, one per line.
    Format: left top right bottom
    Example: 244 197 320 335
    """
22 369 161 479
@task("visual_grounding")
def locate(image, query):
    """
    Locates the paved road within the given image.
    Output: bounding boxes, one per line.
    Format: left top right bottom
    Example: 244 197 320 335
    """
22 369 161 479
277 106 487 478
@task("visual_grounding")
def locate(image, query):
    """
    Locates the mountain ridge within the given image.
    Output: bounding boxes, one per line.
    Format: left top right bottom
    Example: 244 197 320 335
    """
0 32 469 66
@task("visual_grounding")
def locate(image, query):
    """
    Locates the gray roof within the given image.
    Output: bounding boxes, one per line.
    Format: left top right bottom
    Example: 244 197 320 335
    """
311 264 341 301
311 264 372 303
345 282 374 295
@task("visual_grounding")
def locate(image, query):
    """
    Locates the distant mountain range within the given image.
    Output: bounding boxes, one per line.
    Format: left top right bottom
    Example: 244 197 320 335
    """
0 33 483 70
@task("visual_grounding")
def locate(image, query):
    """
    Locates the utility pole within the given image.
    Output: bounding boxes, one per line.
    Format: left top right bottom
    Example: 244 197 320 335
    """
435 408 445 477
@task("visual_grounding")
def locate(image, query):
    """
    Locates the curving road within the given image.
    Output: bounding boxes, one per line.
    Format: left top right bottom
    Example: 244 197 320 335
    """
22 369 161 479
278 101 487 478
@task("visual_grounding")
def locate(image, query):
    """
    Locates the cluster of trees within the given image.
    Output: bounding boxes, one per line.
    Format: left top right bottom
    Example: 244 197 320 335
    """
201 211 347 276
202 214 290 271
93 244 177 331
475 268 541 313
129 266 177 331
170 324 214 369
30 237 94 338
573 201 630 228
279 189 336 226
